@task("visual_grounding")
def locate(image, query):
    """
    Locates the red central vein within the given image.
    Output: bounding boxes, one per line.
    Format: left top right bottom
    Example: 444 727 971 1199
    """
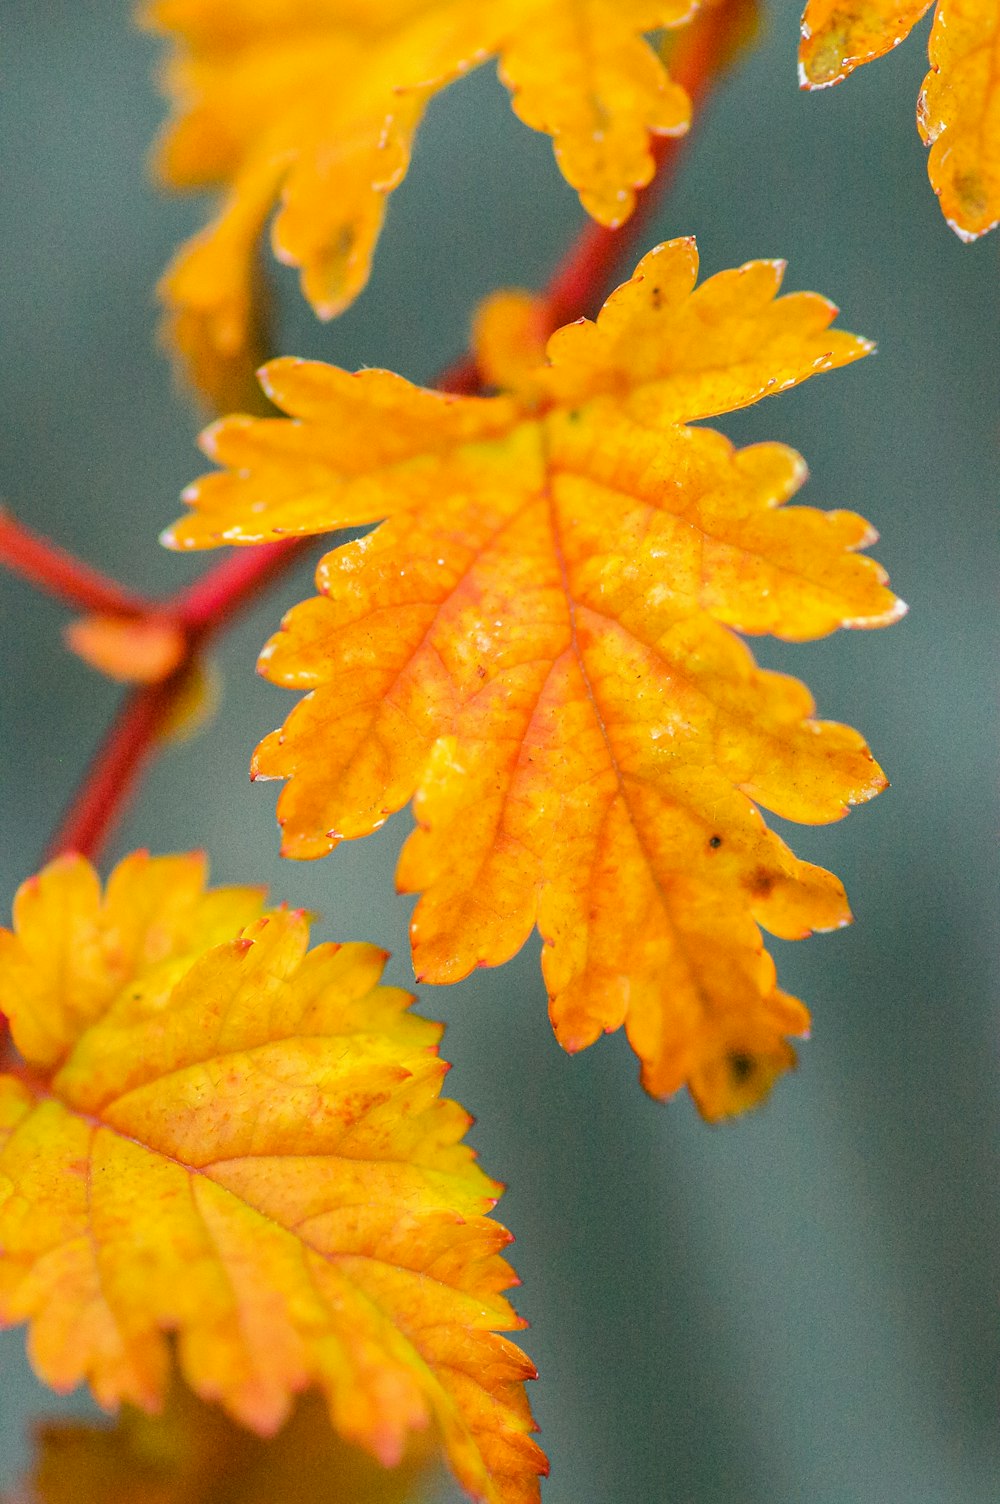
538 414 715 1015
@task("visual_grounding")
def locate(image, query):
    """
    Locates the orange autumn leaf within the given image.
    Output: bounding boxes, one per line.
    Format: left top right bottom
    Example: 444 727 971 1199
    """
799 0 1000 241
140 0 698 407
165 238 903 1121
0 852 544 1504
10 1386 434 1504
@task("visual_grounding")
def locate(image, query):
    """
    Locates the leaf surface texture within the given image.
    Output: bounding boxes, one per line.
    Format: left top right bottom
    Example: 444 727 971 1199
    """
0 852 544 1504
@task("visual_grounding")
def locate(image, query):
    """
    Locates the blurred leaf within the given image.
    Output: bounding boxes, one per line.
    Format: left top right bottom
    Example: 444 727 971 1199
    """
142 0 709 405
64 615 187 685
157 657 221 745
10 1386 435 1504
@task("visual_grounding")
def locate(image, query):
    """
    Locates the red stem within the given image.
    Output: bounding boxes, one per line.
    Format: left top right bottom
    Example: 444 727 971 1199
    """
44 540 318 861
34 1 740 868
174 538 310 637
0 508 150 618
45 683 175 860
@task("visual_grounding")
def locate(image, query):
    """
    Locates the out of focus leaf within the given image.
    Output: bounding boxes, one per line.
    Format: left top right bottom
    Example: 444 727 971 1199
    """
157 657 221 745
142 0 705 406
10 1386 434 1504
64 615 188 685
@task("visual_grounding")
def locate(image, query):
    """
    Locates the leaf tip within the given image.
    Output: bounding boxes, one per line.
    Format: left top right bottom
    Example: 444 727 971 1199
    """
196 416 228 460
944 215 990 245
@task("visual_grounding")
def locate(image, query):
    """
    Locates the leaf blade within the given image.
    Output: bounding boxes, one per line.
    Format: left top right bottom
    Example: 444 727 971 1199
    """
0 857 544 1504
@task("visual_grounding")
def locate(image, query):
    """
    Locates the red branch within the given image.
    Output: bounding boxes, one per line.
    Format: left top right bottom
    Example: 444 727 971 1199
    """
44 683 175 861
175 538 309 637
0 508 150 617
44 538 319 859
9 2 741 869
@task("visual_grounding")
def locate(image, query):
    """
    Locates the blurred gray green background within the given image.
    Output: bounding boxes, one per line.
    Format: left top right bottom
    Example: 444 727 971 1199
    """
1 2 999 1500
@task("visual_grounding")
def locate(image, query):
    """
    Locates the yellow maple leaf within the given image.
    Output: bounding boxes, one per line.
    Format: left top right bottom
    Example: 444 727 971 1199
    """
141 0 697 407
165 239 903 1121
9 1386 434 1504
0 852 544 1504
799 0 1000 241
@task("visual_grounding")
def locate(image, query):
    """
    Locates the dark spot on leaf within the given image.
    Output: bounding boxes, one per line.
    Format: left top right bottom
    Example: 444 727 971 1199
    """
567 409 581 423
728 1051 755 1084
748 867 775 897
650 285 662 309
954 171 987 216
708 835 722 849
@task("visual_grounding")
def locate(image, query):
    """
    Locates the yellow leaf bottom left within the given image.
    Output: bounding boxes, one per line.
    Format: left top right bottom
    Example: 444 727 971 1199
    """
0 851 545 1504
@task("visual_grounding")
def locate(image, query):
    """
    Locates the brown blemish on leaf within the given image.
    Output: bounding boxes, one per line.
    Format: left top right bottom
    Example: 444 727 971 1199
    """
727 1049 755 1084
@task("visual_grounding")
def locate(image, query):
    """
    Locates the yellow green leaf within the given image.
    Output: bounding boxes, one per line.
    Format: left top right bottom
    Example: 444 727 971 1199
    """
10 1386 434 1504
